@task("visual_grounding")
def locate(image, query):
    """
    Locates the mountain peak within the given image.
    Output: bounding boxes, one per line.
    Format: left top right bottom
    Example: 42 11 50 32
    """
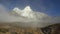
13 7 20 11
12 7 22 15
23 6 32 11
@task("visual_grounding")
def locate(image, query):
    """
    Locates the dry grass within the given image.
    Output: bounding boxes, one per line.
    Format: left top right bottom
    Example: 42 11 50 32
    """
0 22 60 34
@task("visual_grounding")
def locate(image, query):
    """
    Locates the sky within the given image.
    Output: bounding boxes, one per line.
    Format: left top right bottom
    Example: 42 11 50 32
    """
0 0 60 17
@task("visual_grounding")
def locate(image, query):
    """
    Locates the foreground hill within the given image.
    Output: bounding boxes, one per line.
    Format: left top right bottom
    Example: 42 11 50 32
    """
0 23 60 34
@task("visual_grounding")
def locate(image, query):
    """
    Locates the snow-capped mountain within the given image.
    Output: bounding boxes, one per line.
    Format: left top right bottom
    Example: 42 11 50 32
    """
11 6 49 20
10 6 57 25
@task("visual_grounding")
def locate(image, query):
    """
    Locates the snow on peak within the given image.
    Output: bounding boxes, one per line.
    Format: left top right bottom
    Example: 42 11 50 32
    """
21 6 35 18
23 6 32 12
12 7 22 15
13 7 20 11
12 6 36 19
11 6 49 19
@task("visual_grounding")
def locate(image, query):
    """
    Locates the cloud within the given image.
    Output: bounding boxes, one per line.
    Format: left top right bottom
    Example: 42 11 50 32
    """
0 4 59 28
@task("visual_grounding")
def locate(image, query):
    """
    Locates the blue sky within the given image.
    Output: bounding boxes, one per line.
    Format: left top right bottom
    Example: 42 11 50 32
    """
0 0 60 16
